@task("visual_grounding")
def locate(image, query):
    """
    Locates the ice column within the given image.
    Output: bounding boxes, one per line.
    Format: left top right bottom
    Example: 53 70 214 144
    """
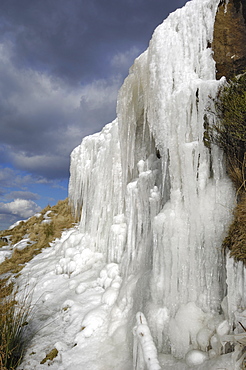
69 120 124 261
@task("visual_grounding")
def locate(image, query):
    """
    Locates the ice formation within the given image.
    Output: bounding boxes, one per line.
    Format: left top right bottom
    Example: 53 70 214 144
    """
65 0 246 367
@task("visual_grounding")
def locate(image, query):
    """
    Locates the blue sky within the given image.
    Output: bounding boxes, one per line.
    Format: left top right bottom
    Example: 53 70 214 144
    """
0 0 188 229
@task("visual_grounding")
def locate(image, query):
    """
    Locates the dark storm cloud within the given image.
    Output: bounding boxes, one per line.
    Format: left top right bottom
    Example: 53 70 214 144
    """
0 0 188 182
0 0 187 83
0 0 188 229
0 48 120 179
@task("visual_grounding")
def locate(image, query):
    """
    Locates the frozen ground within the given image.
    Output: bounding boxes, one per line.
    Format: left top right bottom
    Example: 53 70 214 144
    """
14 227 243 369
16 227 132 370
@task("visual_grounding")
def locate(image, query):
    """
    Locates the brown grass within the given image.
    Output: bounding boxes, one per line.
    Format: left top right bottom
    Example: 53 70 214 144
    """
225 153 246 198
223 194 246 264
40 348 58 364
0 199 75 368
0 283 32 369
0 198 75 275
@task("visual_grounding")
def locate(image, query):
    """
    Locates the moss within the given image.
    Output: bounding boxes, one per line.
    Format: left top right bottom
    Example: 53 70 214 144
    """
213 72 246 192
212 72 246 263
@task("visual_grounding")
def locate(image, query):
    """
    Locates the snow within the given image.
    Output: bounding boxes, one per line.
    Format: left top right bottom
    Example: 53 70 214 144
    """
0 236 33 263
12 0 246 368
14 238 32 251
42 210 52 224
0 250 11 264
185 349 208 366
16 228 131 370
8 219 24 229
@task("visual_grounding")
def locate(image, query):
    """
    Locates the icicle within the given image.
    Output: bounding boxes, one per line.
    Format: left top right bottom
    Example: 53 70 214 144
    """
133 312 161 370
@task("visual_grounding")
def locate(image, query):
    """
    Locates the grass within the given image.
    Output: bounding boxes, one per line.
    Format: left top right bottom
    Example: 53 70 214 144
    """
0 282 32 369
0 198 75 275
213 72 246 194
223 194 246 264
0 198 76 368
40 348 58 364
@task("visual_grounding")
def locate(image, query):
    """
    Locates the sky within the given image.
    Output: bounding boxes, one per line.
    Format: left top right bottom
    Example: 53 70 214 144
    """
0 0 188 230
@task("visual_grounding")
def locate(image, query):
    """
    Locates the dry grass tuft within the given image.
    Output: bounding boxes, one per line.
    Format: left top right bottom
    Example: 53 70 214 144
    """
223 194 246 264
40 348 58 364
0 283 32 369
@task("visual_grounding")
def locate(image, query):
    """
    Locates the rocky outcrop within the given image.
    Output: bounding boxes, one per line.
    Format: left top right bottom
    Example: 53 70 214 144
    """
213 0 246 79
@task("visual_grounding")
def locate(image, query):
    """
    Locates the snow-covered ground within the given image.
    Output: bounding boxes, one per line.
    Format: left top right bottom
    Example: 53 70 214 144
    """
17 227 132 370
16 227 244 369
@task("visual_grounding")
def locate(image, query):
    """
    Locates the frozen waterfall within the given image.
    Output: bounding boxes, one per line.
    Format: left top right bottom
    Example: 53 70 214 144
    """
69 0 246 366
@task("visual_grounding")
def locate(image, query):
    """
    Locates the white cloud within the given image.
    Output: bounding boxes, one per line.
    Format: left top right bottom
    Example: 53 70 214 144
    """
111 46 140 71
0 199 42 219
79 77 121 110
0 166 48 188
5 191 40 200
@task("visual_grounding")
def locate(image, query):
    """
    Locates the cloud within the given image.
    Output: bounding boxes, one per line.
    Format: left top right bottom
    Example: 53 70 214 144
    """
5 191 40 201
0 0 188 183
10 153 70 180
0 199 42 219
0 43 119 180
80 77 120 110
0 166 67 210
111 47 141 71
0 214 19 231
0 0 184 83
0 0 188 230
0 166 46 189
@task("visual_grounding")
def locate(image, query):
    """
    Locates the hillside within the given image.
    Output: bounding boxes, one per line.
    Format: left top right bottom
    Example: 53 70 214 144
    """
0 198 75 276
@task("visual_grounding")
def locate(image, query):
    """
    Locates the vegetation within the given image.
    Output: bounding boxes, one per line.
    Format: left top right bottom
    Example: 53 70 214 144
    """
0 198 75 369
213 72 246 193
0 282 32 369
211 72 246 263
40 348 58 364
0 198 75 275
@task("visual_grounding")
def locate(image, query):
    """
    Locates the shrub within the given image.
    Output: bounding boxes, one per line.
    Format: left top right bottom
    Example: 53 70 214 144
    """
0 284 32 369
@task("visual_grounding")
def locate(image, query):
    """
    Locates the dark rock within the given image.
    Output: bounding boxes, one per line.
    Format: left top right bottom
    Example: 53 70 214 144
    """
212 0 246 79
0 237 8 243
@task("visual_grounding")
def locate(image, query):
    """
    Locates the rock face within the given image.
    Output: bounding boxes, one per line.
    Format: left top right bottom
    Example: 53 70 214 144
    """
213 0 246 79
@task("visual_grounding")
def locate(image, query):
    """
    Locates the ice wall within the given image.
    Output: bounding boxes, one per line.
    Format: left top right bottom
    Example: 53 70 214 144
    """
69 0 244 362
